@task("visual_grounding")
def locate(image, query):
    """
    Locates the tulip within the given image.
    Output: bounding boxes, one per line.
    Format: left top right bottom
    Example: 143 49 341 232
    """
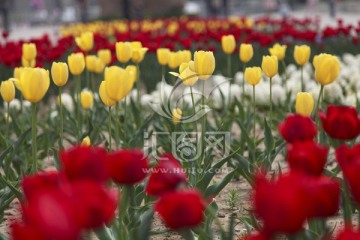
278 114 317 143
75 31 94 52
125 65 137 85
51 62 69 87
239 43 253 63
99 81 116 107
313 53 340 86
335 228 360 240
22 56 36 68
244 67 262 86
262 55 278 126
115 42 132 63
80 90 94 110
60 146 108 183
145 153 187 196
85 55 97 73
68 53 85 75
295 92 314 117
168 51 180 69
104 66 133 102
0 79 15 103
81 136 91 147
221 34 236 54
22 43 37 61
19 68 49 103
172 108 182 125
97 49 111 65
179 50 192 64
157 48 170 66
269 43 287 60
131 47 148 63
194 51 215 80
294 45 311 66
155 190 205 230
14 67 23 81
94 58 105 74
170 61 198 87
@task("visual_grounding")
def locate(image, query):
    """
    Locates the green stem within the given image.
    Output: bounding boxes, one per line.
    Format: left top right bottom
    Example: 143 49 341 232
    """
6 102 9 140
108 107 112 151
115 103 120 149
179 230 195 240
59 87 63 149
31 103 37 173
86 69 90 89
124 97 127 147
300 66 304 92
242 64 246 103
269 77 273 128
343 180 353 228
314 85 324 120
76 74 81 140
201 80 206 166
281 60 288 93
136 64 141 110
227 54 232 109
253 85 256 162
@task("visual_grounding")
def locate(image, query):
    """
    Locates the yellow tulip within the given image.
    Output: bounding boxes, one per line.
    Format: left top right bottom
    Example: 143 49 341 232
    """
104 66 133 101
51 62 69 87
94 58 105 74
22 43 37 61
22 56 35 67
157 48 170 66
221 34 236 54
75 32 94 52
97 49 112 65
81 136 91 146
172 108 182 125
313 54 340 85
179 50 192 64
68 53 85 75
170 61 198 86
19 68 50 103
239 43 253 63
99 81 116 107
269 43 287 60
194 51 216 80
294 45 311 66
125 65 137 85
80 90 94 110
0 80 15 103
131 41 143 49
116 42 132 63
295 92 314 117
168 51 180 69
244 67 262 86
261 56 278 78
85 55 97 73
132 48 148 63
14 67 23 80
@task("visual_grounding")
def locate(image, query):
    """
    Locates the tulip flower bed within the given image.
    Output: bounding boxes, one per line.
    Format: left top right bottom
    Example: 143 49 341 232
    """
1 16 360 240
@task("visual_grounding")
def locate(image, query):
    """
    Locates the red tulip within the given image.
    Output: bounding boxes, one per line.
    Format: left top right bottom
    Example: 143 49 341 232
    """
155 189 205 230
278 114 317 143
60 146 108 183
145 153 187 196
11 222 46 240
286 141 328 176
241 233 270 240
254 173 308 235
106 149 149 184
21 171 62 200
335 228 360 240
319 105 360 140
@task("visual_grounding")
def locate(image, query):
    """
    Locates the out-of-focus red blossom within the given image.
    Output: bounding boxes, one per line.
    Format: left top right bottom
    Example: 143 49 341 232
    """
286 141 328 176
2 31 9 39
106 149 149 184
70 181 118 229
302 175 340 218
60 146 109 183
155 189 206 230
145 153 187 196
278 114 317 143
319 105 360 140
335 227 360 239
254 172 308 235
240 232 270 240
336 143 360 203
11 222 46 240
21 171 62 200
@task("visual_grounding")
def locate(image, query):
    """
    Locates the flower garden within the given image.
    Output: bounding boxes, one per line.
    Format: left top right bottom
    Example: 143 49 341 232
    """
1 16 360 240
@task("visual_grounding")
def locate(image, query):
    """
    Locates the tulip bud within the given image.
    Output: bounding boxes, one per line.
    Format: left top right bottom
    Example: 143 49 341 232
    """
261 56 278 78
172 108 182 125
75 32 94 52
116 42 132 63
104 66 133 102
68 53 85 75
85 55 97 73
157 48 170 66
244 67 262 86
131 48 148 63
313 54 340 86
221 34 236 54
99 81 116 107
0 80 15 103
97 49 111 65
81 136 91 146
269 43 287 60
168 51 180 69
295 92 314 117
179 50 192 64
22 43 37 61
22 56 35 68
194 51 215 80
14 67 24 80
94 58 105 74
80 90 94 110
294 45 311 66
125 65 137 85
170 61 198 86
19 68 50 103
239 43 253 63
51 62 69 87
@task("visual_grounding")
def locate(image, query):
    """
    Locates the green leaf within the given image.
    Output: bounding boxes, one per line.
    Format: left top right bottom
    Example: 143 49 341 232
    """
138 208 154 240
264 118 274 153
94 226 115 240
204 170 236 197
